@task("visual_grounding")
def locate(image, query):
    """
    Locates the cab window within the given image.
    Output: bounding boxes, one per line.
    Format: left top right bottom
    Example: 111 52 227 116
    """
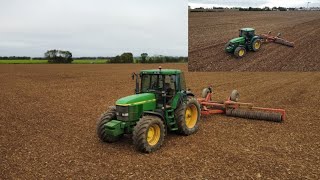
141 74 163 92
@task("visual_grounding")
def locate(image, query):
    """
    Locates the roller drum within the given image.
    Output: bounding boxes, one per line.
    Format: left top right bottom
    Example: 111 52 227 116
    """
226 109 282 122
274 38 294 47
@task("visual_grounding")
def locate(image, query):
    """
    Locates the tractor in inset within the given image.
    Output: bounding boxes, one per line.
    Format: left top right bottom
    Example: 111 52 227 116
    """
225 28 294 58
225 28 262 58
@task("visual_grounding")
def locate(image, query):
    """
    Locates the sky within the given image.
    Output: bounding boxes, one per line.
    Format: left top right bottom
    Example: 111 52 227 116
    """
0 0 187 57
189 0 320 8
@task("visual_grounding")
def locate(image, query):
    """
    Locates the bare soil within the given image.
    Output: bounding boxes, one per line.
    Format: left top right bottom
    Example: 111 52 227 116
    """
1 64 320 179
189 11 320 71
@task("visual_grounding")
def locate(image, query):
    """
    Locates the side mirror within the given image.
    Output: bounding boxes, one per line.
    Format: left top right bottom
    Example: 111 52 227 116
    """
131 73 135 80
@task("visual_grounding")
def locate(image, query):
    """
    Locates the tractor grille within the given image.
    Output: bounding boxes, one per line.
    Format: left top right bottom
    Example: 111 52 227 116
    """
116 105 129 121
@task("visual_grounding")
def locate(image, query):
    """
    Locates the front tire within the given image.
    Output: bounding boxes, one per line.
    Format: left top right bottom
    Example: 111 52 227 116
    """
97 106 120 143
175 97 201 135
234 46 246 58
133 115 165 153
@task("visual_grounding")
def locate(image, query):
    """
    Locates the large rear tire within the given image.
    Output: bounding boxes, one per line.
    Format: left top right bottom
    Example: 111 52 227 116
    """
133 115 165 153
251 39 262 52
234 46 246 58
175 97 201 135
97 106 120 143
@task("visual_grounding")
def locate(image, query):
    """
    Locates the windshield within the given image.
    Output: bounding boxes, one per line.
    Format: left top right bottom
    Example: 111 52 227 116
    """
240 30 254 38
141 74 163 92
141 74 177 93
239 30 246 37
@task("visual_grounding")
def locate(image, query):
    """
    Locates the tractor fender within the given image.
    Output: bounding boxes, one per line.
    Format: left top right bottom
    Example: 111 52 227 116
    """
186 91 195 97
143 111 165 124
251 35 261 41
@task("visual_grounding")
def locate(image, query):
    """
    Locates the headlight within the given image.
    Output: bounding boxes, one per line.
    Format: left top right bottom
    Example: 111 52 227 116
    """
122 113 129 117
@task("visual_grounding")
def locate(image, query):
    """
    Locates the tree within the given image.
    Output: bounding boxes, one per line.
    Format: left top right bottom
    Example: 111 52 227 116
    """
120 52 133 63
45 49 73 63
141 53 148 63
109 52 133 63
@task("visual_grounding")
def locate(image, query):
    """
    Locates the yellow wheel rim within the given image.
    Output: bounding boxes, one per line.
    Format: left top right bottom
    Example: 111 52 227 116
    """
254 41 261 49
185 104 198 129
147 124 161 146
239 49 245 57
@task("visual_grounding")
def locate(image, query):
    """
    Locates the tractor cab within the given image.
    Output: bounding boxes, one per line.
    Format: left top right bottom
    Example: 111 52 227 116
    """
136 67 187 108
239 28 255 39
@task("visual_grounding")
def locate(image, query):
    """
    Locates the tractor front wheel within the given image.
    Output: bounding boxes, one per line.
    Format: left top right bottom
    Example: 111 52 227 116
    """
97 106 120 143
234 46 246 58
175 97 201 135
133 115 165 153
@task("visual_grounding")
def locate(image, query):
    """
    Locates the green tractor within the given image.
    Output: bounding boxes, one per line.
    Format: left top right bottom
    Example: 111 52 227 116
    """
225 28 262 58
97 67 200 153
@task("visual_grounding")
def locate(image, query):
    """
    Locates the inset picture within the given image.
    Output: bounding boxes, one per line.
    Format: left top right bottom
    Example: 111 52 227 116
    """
188 1 320 71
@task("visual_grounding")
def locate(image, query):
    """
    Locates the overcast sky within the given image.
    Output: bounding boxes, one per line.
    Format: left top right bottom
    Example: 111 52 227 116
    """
0 0 187 57
189 0 320 8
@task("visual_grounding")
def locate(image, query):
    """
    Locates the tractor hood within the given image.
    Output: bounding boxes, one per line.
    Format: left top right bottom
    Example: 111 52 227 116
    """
229 37 245 43
116 93 156 107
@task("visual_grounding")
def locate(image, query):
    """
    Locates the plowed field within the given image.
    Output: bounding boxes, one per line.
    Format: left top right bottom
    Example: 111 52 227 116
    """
1 64 320 179
189 11 320 71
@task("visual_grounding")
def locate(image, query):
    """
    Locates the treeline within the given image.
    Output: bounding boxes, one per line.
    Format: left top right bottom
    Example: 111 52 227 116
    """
29 57 112 60
108 53 187 63
192 6 300 11
73 57 111 60
109 53 133 63
0 56 31 60
140 55 187 63
1 51 188 63
238 7 291 11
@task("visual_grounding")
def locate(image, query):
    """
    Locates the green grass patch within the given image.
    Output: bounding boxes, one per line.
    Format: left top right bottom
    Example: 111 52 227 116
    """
0 60 48 64
0 59 109 64
72 59 108 64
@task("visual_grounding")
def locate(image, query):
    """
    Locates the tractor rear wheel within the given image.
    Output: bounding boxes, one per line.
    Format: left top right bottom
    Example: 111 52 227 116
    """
133 115 165 153
252 39 262 51
234 46 246 58
97 106 120 143
175 97 201 135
